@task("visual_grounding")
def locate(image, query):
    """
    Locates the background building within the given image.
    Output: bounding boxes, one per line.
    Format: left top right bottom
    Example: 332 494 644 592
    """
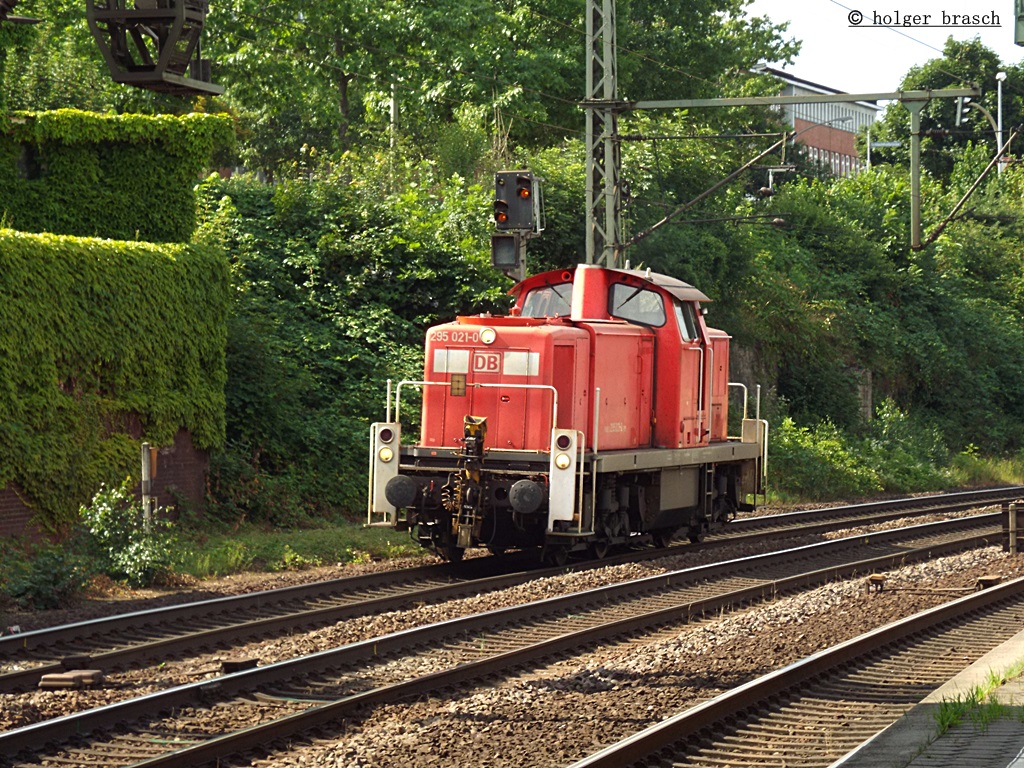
754 64 880 177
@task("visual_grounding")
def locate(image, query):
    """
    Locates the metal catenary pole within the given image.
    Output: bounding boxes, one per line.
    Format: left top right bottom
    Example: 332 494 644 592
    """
580 0 977 260
583 0 621 267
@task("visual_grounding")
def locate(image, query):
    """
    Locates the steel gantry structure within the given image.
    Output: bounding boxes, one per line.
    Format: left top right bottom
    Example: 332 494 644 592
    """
581 0 981 266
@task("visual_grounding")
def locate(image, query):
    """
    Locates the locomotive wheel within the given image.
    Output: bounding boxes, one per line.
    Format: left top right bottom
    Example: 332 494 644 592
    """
487 545 508 556
651 530 673 548
588 538 609 560
543 546 569 567
712 496 737 525
440 545 465 562
687 526 705 544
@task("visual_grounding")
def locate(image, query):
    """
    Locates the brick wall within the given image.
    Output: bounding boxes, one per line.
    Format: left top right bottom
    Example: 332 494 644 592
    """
151 429 210 517
0 429 209 540
0 482 43 540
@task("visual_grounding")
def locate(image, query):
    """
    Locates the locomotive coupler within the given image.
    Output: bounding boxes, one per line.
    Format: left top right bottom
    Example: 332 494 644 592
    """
448 416 488 547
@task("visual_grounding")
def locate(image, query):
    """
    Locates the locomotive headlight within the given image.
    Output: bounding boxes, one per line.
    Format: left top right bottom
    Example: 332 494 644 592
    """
480 327 497 345
378 446 394 463
554 453 572 470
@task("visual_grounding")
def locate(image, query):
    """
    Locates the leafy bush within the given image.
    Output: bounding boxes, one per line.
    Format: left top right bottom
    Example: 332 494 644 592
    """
769 417 882 500
274 545 322 572
194 160 505 522
80 479 179 588
3 546 90 609
859 400 953 492
0 110 234 242
767 398 964 500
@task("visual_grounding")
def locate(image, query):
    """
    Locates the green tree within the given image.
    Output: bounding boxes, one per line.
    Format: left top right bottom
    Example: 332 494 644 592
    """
195 154 507 522
619 0 798 102
205 0 798 174
1 0 219 114
867 38 1020 181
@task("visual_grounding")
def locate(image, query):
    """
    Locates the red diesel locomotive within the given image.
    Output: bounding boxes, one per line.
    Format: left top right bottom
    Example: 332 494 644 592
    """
368 263 767 563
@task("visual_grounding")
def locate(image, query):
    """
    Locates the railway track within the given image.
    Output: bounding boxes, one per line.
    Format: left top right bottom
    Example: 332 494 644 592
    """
570 572 1024 768
0 486 1016 698
0 513 1003 767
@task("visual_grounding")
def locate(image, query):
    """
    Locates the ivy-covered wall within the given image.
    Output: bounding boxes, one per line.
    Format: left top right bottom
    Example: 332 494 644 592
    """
0 229 229 531
0 109 234 242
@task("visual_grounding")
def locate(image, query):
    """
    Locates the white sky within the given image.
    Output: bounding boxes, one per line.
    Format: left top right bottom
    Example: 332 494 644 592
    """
746 0 1024 97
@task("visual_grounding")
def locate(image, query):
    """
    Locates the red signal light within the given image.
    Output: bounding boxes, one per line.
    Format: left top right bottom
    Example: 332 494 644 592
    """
494 199 510 228
517 186 530 199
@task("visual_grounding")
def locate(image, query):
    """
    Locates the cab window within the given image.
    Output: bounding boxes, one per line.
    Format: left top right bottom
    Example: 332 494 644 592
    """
674 301 699 341
521 283 572 317
609 283 666 327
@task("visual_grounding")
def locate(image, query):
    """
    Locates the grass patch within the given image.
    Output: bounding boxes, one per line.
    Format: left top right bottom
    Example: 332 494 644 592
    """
934 687 1010 735
947 449 1024 489
176 522 430 579
934 659 1024 736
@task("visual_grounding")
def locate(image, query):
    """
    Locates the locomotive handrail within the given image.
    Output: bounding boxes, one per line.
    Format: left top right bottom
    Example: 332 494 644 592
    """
728 382 748 423
759 418 770 499
392 380 558 449
706 346 714 441
696 346 705 438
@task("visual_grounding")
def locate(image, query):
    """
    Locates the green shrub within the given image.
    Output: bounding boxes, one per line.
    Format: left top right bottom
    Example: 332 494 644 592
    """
770 417 882 500
859 400 953 492
194 162 502 523
80 478 179 588
3 546 90 609
274 545 322 572
0 110 234 242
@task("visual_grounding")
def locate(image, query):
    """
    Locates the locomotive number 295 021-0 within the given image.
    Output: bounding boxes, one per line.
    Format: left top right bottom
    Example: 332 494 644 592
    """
429 329 480 344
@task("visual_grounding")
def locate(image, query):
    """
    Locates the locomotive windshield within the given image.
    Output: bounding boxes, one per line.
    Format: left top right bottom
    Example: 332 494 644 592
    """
521 283 572 317
609 283 666 327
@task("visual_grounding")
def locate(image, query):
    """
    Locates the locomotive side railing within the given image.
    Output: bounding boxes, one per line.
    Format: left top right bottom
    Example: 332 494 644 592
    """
730 381 769 506
728 381 749 430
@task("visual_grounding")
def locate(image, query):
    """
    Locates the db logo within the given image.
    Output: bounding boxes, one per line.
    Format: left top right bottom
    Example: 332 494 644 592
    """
472 352 501 373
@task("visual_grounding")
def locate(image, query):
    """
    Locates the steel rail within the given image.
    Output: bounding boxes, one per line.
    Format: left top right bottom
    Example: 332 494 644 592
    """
569 573 1024 768
728 485 1021 532
0 514 1000 764
1 487 1017 695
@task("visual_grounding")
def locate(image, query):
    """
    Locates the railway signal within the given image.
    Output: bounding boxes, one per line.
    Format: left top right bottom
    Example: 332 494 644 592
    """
494 171 537 231
491 171 541 280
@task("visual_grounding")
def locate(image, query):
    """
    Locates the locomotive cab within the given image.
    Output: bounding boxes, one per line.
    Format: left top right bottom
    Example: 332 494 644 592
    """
369 265 767 563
